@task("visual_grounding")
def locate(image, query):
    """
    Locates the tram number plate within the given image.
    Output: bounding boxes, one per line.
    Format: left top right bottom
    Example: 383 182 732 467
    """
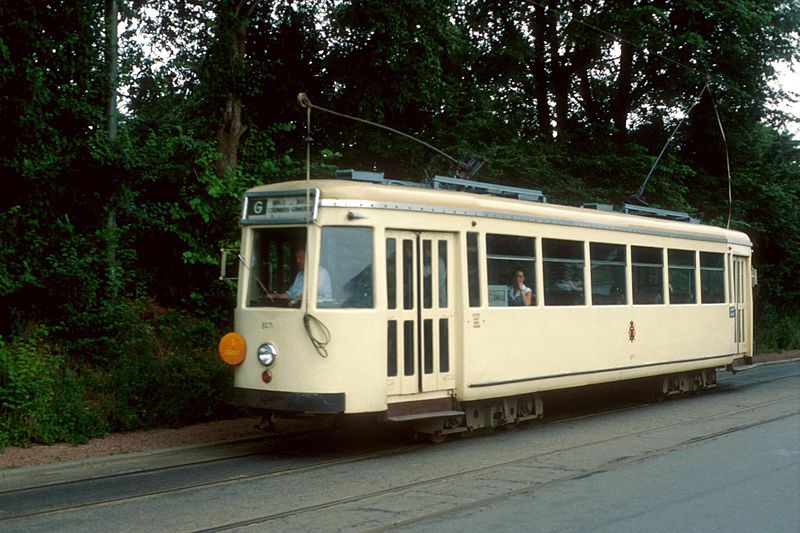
261 322 273 329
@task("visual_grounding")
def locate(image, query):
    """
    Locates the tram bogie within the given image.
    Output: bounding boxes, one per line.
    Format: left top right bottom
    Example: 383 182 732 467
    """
662 368 718 397
219 173 753 436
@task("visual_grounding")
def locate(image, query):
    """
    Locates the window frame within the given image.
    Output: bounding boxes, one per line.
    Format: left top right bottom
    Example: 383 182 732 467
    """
589 242 627 306
631 245 664 305
668 249 697 304
542 238 585 306
700 251 725 304
485 233 537 308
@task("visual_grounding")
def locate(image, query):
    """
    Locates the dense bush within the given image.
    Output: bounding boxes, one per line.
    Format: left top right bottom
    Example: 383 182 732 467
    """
0 327 104 448
0 299 235 450
755 305 800 354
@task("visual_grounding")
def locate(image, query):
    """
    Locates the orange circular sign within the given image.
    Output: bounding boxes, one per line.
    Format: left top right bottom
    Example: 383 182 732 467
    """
218 332 246 365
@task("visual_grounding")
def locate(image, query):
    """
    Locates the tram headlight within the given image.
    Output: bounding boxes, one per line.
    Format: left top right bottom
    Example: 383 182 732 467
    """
257 342 278 367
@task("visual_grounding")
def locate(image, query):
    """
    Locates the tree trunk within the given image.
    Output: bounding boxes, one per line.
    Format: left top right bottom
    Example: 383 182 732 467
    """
107 0 118 142
546 1 570 141
611 40 634 143
531 2 551 138
215 0 261 178
106 0 120 302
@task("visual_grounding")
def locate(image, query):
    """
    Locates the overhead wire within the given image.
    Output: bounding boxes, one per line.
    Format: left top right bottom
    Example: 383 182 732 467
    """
630 83 709 205
707 87 734 229
297 92 472 175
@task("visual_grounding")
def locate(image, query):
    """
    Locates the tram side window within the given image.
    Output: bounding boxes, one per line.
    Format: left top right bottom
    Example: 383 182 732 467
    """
318 227 374 308
668 249 696 304
543 239 584 306
632 246 663 304
486 234 536 307
700 252 725 304
467 232 481 307
247 228 306 307
590 243 626 305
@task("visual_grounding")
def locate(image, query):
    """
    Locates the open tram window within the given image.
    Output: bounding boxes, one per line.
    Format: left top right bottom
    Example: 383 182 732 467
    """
543 239 584 306
486 234 536 307
632 246 663 305
590 243 626 305
247 228 306 307
700 252 725 304
318 227 374 308
668 249 696 304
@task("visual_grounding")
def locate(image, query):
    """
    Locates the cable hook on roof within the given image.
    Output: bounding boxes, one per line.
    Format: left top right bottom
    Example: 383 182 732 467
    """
297 92 483 179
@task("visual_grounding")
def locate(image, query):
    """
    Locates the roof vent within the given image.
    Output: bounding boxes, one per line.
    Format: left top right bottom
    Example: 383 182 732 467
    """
336 169 423 188
433 175 546 203
582 203 614 212
621 203 699 223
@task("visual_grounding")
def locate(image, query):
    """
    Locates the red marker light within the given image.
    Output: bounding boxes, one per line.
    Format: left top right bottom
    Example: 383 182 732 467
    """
261 370 273 383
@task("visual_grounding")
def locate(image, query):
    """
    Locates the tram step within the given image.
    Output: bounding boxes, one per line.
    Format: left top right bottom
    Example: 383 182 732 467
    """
386 410 465 423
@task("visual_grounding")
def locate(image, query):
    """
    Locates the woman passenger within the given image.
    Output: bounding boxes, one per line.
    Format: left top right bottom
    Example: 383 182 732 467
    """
509 270 533 306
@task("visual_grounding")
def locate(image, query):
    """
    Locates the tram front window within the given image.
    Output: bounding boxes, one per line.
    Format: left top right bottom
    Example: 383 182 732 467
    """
246 227 373 308
247 228 306 307
318 227 374 308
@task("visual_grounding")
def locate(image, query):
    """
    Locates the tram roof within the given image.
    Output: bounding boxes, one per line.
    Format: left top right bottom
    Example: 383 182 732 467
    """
246 179 752 248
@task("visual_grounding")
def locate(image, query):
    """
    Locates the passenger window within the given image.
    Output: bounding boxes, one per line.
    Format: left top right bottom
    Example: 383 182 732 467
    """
318 227 373 308
632 246 663 304
543 239 584 306
467 232 481 307
668 249 696 304
486 234 536 307
590 243 626 305
700 252 725 303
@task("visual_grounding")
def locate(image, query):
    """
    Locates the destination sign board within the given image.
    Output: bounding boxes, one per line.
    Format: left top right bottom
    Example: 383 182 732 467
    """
241 189 319 224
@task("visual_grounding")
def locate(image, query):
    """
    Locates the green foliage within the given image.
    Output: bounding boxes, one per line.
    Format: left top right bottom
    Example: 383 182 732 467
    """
100 298 232 430
0 328 107 448
0 301 235 450
755 305 800 353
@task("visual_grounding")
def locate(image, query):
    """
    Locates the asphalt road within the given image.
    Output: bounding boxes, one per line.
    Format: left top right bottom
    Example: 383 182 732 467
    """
1 360 798 532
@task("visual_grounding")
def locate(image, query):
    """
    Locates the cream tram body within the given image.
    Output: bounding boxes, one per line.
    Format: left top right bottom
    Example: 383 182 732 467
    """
221 177 753 434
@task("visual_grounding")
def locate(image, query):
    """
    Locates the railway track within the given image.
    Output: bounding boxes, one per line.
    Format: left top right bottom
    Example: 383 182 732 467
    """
1 361 797 531
0 428 421 521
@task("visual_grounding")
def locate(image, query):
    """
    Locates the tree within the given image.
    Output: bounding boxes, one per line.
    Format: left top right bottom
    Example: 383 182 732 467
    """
0 1 111 333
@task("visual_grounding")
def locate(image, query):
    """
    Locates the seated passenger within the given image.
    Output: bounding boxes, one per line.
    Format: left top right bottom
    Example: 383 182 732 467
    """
509 270 533 306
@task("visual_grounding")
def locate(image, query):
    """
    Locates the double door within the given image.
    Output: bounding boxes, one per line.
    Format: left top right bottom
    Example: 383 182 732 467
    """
386 230 456 396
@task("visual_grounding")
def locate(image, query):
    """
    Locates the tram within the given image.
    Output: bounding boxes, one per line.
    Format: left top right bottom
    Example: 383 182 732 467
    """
218 169 754 438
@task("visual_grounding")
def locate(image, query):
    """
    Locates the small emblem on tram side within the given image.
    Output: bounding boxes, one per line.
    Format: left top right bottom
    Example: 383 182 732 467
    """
628 321 636 342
